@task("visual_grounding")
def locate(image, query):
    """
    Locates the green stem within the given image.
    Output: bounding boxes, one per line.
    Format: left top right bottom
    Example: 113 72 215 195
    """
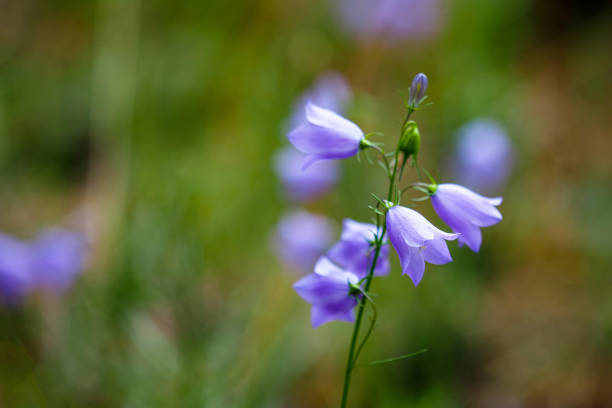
339 111 413 408
340 242 382 408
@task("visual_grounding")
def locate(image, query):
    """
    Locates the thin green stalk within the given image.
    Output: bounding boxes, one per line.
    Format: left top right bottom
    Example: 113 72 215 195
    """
339 112 413 408
339 241 382 408
355 349 428 368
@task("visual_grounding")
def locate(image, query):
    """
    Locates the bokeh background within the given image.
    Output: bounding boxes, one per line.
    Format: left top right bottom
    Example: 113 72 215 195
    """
1 0 611 406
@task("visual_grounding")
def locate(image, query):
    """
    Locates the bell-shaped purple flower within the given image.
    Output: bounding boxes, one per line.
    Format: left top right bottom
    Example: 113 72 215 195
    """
386 206 459 286
30 228 88 293
289 72 352 129
452 119 514 192
274 211 335 273
293 257 360 327
327 219 389 278
288 102 364 169
430 184 502 253
273 147 339 202
0 234 32 305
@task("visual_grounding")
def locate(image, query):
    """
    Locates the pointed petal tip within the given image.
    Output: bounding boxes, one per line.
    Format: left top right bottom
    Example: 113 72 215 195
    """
489 197 503 206
460 237 481 253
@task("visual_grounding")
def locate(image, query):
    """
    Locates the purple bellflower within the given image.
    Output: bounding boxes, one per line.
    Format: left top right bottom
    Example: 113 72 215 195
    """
31 228 88 293
289 72 352 129
288 102 364 169
430 184 502 253
274 210 335 273
273 146 340 202
327 219 389 278
453 119 514 192
0 234 32 305
334 0 442 44
293 257 360 327
386 206 459 286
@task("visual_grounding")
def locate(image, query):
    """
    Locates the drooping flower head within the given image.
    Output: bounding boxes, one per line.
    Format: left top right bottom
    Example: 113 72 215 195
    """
0 234 32 305
452 119 514 192
288 102 364 169
334 0 442 44
430 184 502 253
289 72 351 129
293 257 360 327
30 228 88 293
274 211 335 274
386 206 459 286
273 146 340 202
327 219 389 278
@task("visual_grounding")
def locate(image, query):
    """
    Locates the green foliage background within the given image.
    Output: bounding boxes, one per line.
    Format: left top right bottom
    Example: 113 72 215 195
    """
1 0 611 406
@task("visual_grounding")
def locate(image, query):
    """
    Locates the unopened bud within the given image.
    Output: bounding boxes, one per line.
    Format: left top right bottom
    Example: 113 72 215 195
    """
399 121 420 158
409 73 428 105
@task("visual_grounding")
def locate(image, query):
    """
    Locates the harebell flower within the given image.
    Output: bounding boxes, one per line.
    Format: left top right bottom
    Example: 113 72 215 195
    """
283 73 503 407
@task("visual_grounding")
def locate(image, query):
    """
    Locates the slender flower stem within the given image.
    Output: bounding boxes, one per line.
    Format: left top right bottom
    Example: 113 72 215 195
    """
340 241 382 408
339 112 412 408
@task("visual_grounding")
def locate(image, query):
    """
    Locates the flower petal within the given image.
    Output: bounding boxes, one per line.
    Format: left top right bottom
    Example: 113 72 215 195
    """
311 297 357 327
387 206 435 247
293 273 349 304
401 247 425 286
305 102 363 142
434 184 502 227
422 237 453 265
288 124 358 158
456 222 482 252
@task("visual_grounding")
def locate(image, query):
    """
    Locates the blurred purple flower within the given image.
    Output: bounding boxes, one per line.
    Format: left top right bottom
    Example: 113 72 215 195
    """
293 257 360 327
334 0 442 44
386 206 458 286
288 102 364 169
430 184 502 253
327 219 389 278
31 228 88 293
452 119 514 192
273 146 340 202
0 234 32 305
289 72 351 129
274 211 335 273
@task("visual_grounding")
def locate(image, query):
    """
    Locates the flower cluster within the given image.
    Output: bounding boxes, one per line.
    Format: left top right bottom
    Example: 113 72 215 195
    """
0 228 88 305
285 74 503 327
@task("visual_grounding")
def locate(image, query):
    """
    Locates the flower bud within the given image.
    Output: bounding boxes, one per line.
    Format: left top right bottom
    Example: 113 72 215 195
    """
399 120 420 158
409 73 428 105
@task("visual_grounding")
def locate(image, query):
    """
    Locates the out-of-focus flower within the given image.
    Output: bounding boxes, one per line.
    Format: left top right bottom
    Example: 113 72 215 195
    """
452 119 514 192
274 211 335 273
430 184 502 253
334 0 442 44
386 206 458 286
288 102 364 169
0 234 32 304
327 219 389 278
289 72 351 129
293 257 360 327
273 146 340 202
31 228 88 293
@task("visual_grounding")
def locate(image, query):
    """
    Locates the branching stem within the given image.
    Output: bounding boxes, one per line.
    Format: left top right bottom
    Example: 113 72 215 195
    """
339 111 414 408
